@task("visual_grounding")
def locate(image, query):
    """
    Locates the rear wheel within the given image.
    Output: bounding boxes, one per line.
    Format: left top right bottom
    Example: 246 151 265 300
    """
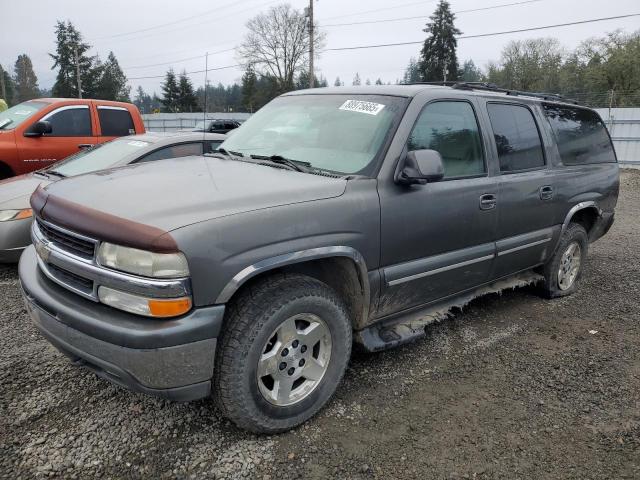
214 274 352 433
541 223 588 298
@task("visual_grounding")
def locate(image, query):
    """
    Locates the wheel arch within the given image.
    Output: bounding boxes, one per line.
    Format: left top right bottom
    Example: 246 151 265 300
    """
215 246 370 329
562 201 602 239
0 161 15 180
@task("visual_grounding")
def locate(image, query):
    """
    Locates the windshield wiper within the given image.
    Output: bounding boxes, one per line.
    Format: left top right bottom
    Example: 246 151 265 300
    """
211 147 245 161
0 119 12 129
249 154 311 173
46 170 67 178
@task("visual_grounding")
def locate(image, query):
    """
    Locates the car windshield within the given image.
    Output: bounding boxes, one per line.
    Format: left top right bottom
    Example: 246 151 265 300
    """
46 137 151 177
0 101 48 130
219 94 408 175
194 121 207 130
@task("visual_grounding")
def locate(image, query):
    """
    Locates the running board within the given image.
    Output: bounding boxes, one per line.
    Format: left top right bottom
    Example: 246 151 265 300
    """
354 271 543 352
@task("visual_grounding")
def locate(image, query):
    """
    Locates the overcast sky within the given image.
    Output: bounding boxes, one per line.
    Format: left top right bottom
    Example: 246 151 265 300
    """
2 0 639 96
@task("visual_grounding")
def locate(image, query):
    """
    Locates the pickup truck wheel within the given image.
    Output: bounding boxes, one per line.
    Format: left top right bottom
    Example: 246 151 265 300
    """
541 223 588 298
214 274 352 433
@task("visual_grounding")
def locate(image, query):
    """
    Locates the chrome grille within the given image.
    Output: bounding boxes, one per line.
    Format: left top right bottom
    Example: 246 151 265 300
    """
36 219 96 260
47 263 94 295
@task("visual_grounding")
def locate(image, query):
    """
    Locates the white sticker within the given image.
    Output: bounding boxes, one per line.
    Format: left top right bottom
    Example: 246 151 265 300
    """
127 141 148 147
339 100 385 116
14 110 32 115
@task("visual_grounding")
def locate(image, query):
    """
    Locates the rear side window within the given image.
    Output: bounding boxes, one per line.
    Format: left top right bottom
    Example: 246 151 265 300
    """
44 106 92 136
408 101 485 179
139 142 203 162
487 103 545 172
98 107 135 136
542 104 616 165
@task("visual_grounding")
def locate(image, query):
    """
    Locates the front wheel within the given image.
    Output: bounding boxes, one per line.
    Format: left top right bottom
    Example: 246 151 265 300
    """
214 274 352 433
541 223 588 298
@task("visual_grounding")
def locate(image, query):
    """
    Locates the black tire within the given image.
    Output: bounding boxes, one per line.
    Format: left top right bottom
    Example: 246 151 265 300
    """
213 273 352 433
541 223 588 298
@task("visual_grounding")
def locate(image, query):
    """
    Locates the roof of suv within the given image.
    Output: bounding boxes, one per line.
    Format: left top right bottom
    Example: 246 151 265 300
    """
285 84 585 108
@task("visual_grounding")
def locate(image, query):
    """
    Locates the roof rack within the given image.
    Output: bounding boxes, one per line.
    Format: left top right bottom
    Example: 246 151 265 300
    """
408 81 580 105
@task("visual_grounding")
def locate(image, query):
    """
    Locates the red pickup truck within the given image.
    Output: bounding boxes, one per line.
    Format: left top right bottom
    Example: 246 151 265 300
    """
0 98 145 179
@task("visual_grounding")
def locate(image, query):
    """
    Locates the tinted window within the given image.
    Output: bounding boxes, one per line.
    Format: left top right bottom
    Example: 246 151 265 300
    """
98 107 135 137
408 101 485 178
46 107 92 136
542 104 615 165
487 103 545 172
140 142 203 162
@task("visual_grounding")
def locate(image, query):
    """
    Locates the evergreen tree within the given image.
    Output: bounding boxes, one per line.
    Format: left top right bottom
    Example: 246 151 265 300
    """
334 76 342 87
403 57 421 83
96 52 130 101
375 78 383 85
177 71 198 112
0 64 16 106
160 69 179 112
13 54 39 103
134 86 153 113
459 59 484 82
50 21 99 98
241 65 258 112
365 78 371 85
352 73 361 86
418 0 461 82
295 71 325 89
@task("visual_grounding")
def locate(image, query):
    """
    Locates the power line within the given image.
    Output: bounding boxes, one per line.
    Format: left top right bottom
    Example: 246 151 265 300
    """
324 0 544 27
92 0 290 44
128 64 242 80
319 0 437 22
91 0 254 40
124 48 235 70
325 13 640 51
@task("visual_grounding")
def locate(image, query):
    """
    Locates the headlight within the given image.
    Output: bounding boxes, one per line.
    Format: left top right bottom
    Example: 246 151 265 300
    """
98 286 192 318
97 242 189 278
0 208 33 222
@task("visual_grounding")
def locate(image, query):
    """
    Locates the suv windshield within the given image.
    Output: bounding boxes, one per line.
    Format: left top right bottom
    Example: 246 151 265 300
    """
46 137 151 177
0 101 48 130
219 94 408 175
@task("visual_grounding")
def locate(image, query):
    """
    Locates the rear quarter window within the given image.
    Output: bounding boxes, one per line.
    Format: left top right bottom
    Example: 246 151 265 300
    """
542 104 616 165
98 107 135 137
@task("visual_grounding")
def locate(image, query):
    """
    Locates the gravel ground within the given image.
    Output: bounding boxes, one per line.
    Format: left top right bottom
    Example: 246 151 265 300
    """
1 170 639 480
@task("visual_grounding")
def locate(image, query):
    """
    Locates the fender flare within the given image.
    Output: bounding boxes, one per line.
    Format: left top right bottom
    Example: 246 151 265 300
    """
214 246 371 321
561 201 602 235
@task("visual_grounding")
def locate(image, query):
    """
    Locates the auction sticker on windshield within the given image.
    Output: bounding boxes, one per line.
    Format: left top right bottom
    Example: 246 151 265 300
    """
339 100 385 116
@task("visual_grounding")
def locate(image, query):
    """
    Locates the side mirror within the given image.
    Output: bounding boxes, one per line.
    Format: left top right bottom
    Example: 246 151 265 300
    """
395 149 445 185
24 120 52 137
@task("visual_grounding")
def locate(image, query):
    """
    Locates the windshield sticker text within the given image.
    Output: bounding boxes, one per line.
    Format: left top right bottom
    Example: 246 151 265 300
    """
127 141 148 147
339 100 385 116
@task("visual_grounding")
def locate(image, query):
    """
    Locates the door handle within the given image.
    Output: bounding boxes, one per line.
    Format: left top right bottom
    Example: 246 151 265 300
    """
539 185 554 200
479 193 497 210
78 144 93 149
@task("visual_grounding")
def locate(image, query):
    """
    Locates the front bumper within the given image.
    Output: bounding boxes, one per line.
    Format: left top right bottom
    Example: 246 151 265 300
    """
19 246 225 401
0 217 32 263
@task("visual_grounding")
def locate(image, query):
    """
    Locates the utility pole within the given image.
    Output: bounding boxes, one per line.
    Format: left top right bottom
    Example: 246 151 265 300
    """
308 0 314 89
0 64 6 101
74 45 82 99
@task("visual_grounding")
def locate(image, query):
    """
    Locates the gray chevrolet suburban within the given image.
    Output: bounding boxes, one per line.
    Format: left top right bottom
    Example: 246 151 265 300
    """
19 84 618 433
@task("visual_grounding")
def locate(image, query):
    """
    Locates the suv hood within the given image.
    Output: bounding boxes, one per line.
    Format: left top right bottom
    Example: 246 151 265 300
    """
37 155 347 234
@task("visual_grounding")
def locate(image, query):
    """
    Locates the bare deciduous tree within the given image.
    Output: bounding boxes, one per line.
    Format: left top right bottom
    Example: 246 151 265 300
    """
237 3 325 92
